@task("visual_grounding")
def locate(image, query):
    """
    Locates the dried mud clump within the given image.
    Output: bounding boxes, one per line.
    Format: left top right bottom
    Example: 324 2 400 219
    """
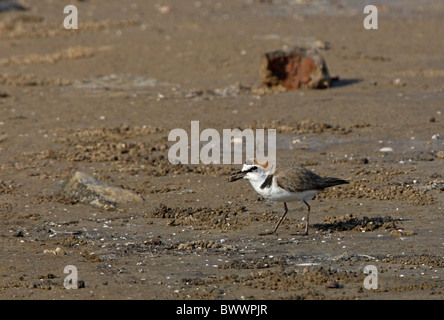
112 239 167 257
58 126 168 141
313 214 399 232
246 119 354 135
55 236 87 247
178 266 362 299
174 240 235 252
0 46 110 66
0 202 14 212
149 203 247 230
0 180 17 194
218 256 289 270
0 73 72 86
246 267 360 290
0 15 140 40
29 126 231 177
321 182 435 205
34 126 166 161
380 254 444 268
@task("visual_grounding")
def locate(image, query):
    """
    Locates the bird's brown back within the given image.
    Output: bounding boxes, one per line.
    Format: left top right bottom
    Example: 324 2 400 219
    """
273 163 349 193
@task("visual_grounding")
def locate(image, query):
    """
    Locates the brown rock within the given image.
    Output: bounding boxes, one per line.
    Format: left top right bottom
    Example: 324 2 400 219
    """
261 47 331 90
390 229 416 237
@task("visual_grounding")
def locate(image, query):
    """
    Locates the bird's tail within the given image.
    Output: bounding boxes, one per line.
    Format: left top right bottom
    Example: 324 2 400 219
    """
322 177 349 188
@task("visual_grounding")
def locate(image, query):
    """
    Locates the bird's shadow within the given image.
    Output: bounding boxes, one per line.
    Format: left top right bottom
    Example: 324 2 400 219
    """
312 216 404 233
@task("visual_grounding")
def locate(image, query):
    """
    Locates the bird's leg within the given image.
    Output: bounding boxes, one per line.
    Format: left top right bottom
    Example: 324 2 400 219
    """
290 200 310 236
259 202 288 236
303 200 310 236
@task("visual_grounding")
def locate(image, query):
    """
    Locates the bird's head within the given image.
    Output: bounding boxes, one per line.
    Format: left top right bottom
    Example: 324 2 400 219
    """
228 159 272 182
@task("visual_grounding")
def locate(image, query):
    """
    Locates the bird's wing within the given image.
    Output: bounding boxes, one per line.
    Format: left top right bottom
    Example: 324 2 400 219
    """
275 164 349 192
274 165 325 192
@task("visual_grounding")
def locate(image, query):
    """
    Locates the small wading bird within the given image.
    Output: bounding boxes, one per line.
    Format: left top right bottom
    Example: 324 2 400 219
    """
229 160 349 235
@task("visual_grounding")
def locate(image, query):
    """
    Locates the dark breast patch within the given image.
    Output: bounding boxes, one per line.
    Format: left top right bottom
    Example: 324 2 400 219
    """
260 174 273 189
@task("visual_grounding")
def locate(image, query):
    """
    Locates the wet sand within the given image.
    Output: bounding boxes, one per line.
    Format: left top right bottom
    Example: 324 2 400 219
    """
0 0 443 300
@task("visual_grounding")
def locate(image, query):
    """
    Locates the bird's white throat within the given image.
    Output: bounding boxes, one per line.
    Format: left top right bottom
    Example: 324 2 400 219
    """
245 172 274 198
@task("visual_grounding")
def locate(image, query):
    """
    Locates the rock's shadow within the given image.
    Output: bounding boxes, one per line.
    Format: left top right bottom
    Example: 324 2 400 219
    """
0 1 26 13
330 78 363 88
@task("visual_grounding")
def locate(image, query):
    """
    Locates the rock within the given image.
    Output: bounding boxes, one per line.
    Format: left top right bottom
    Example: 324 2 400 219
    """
13 230 24 237
436 151 444 159
261 47 331 90
62 171 144 210
77 280 86 289
43 247 65 255
157 5 171 14
390 229 415 237
379 147 393 153
392 78 406 87
326 280 341 289
389 230 402 237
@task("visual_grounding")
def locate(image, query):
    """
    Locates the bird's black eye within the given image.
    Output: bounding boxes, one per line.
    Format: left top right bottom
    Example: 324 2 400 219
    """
251 166 257 171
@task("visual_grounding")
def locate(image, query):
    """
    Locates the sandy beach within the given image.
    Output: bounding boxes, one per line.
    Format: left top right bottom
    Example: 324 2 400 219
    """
0 0 443 300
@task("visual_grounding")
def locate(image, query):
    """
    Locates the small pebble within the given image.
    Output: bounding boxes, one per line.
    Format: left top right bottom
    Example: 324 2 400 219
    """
13 230 24 237
379 147 393 153
326 281 341 289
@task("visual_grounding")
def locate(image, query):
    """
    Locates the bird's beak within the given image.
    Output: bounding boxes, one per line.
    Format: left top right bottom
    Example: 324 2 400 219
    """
228 170 245 182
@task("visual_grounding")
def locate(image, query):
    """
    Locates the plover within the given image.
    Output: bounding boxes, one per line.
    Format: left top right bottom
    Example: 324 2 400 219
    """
229 160 349 235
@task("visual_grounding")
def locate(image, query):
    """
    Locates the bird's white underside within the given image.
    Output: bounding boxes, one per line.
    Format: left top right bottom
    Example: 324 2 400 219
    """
247 174 318 203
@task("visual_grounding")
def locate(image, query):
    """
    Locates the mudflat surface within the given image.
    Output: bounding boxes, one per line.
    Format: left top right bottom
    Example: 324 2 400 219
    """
0 0 443 300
